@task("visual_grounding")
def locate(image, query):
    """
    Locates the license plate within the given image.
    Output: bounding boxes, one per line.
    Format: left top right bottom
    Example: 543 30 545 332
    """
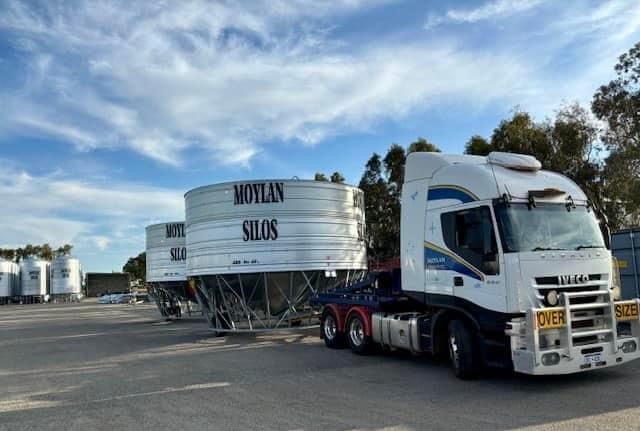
615 301 640 321
535 308 566 330
584 353 602 364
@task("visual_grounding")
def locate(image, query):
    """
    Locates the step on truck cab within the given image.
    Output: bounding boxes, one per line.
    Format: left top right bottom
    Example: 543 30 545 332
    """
313 151 640 378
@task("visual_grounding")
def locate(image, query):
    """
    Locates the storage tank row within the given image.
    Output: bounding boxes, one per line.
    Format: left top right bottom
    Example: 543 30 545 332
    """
147 179 367 332
0 256 83 304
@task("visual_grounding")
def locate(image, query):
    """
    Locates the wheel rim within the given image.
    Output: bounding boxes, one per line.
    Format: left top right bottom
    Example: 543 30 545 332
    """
349 317 364 347
323 314 337 340
449 333 460 369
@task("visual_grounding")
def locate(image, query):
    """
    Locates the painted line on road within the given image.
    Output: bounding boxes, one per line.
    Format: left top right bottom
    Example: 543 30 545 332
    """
0 382 231 414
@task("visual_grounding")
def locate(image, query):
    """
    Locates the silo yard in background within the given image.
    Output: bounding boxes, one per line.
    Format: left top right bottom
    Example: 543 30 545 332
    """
0 255 84 305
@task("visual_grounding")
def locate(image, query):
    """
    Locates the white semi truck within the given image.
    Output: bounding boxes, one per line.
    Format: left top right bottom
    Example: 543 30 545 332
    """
312 151 640 378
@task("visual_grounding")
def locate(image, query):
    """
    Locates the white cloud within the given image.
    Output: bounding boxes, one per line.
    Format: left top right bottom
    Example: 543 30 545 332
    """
0 0 400 167
91 236 111 251
13 116 99 150
0 0 638 172
0 0 542 169
0 166 184 269
425 0 545 29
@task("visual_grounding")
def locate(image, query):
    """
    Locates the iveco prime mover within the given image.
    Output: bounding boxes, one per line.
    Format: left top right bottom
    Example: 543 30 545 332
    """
313 152 640 379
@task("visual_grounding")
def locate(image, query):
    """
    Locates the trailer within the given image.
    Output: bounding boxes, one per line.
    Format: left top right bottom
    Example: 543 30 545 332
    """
313 152 640 379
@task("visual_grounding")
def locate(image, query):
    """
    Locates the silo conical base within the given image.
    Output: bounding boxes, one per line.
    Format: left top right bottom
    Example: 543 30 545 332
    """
148 281 201 319
192 269 365 332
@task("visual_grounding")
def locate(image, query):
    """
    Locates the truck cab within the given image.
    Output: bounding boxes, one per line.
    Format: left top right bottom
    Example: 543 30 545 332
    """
315 151 640 378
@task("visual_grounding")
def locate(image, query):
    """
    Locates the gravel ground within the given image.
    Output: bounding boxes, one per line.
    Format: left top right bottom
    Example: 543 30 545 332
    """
0 301 639 431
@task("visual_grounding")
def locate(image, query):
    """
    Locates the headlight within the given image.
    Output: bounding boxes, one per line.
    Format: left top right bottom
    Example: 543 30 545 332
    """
545 290 559 307
621 340 637 353
541 352 561 366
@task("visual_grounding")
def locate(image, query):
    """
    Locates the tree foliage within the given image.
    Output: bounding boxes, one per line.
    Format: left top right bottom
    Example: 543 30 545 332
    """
464 135 492 156
0 243 73 262
330 172 346 184
592 41 640 228
358 41 640 260
315 172 346 183
360 140 441 260
123 252 146 282
490 111 554 165
359 153 390 260
463 104 615 225
408 137 440 154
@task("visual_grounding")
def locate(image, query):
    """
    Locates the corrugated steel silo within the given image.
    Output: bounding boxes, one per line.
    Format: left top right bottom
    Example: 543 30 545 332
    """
185 179 367 333
51 256 82 298
146 221 195 318
0 259 18 303
19 257 49 297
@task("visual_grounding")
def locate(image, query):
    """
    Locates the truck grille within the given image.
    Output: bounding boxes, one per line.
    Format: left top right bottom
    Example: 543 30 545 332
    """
534 274 607 306
535 290 617 350
535 274 601 285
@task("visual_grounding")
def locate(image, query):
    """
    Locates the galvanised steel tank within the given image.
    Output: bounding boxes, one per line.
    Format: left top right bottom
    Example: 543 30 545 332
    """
146 221 195 318
185 179 367 332
19 257 49 296
50 256 82 295
146 222 187 283
0 259 18 299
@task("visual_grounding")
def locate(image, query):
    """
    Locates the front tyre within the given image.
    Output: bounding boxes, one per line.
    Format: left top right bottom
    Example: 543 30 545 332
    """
321 309 345 349
346 313 374 355
448 320 479 380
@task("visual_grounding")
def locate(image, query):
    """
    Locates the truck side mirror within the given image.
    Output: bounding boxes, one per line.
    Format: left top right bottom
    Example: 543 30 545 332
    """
482 253 499 275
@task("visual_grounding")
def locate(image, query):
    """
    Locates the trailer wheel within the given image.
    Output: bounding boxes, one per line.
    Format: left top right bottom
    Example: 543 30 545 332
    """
448 320 479 379
321 309 345 349
347 313 373 355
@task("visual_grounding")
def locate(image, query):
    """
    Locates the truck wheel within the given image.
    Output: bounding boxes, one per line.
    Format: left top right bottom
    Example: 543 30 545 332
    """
347 313 373 355
448 320 479 380
321 309 345 349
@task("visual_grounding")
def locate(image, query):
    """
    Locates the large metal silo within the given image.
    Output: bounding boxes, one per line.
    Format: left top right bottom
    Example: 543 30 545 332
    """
185 179 367 333
0 260 18 304
50 256 82 301
146 222 196 318
19 257 49 301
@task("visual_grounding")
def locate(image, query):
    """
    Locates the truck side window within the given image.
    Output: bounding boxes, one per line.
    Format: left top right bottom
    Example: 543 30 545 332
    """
441 206 499 275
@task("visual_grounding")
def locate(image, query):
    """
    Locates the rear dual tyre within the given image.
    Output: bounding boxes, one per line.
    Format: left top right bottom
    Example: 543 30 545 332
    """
346 313 374 355
321 309 345 349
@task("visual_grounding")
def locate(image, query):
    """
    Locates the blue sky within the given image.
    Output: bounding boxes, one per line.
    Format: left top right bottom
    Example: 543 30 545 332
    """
0 0 639 272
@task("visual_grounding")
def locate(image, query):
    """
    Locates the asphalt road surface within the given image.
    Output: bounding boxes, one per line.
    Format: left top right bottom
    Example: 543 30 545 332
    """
1 301 639 431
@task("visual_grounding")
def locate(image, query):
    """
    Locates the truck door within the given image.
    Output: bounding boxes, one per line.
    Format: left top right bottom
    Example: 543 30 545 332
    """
439 205 507 313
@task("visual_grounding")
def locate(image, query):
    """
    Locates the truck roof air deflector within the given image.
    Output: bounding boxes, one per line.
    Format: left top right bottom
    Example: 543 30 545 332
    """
487 152 542 172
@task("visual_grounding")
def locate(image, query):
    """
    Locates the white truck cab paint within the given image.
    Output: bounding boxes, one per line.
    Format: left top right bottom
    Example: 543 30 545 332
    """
401 151 640 375
317 151 640 378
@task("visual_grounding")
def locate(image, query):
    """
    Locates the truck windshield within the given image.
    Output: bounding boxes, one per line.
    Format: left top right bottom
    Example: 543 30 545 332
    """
494 202 605 253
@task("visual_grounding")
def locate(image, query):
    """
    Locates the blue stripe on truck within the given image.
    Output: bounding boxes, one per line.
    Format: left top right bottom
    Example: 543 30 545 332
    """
427 186 478 203
424 242 484 281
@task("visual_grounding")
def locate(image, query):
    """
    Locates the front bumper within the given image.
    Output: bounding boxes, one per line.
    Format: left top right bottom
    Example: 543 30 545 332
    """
508 295 640 375
512 338 640 375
